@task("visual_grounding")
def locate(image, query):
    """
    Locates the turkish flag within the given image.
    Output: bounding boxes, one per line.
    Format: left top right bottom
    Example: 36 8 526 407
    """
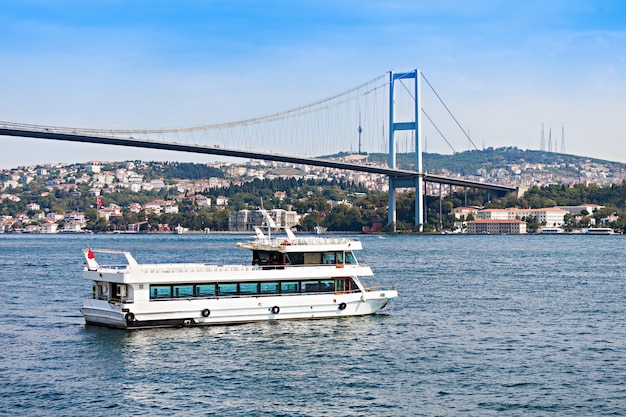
87 248 95 259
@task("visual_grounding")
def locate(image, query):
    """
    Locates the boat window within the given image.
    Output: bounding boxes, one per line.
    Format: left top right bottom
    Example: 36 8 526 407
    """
304 253 321 264
334 277 356 293
239 282 259 295
260 282 279 294
322 252 336 264
281 281 299 294
173 285 194 298
268 252 284 265
322 252 345 265
345 252 356 264
218 283 238 296
335 279 346 293
253 251 270 266
286 252 304 265
149 277 362 301
151 285 172 299
320 280 334 293
302 280 320 293
195 284 216 297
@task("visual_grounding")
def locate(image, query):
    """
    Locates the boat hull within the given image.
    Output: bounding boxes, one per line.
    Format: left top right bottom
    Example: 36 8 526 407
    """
81 291 397 329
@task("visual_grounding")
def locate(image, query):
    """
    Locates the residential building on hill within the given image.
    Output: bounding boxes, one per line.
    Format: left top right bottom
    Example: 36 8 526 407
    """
451 206 480 219
555 204 605 215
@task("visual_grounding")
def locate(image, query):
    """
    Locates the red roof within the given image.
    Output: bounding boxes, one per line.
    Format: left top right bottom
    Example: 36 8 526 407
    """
468 219 526 224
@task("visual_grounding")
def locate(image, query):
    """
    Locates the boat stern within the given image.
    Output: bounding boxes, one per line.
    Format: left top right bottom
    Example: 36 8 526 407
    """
80 298 128 328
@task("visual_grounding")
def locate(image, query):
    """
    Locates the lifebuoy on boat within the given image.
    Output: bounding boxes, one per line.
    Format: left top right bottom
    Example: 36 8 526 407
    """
271 306 280 314
125 312 135 322
338 302 347 311
201 308 211 317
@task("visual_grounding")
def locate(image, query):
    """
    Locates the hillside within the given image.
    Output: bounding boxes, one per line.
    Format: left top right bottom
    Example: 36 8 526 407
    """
365 147 626 175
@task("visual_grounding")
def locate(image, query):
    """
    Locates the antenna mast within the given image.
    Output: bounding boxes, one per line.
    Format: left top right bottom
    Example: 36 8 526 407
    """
548 127 552 152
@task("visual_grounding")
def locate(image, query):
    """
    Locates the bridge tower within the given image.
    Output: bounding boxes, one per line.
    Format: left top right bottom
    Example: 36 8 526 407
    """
387 69 424 231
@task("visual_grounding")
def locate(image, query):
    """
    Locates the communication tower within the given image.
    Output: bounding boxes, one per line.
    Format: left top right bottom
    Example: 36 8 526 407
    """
358 110 362 154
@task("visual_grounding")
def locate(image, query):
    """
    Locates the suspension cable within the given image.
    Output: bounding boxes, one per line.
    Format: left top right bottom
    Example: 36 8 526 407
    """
420 72 480 151
1 73 389 136
421 109 457 154
422 108 475 174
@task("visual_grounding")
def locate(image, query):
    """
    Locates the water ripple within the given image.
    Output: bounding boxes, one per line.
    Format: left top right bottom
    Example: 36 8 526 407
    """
1 234 626 416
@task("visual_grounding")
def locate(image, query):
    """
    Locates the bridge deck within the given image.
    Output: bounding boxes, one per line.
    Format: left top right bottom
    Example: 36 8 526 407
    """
0 126 516 194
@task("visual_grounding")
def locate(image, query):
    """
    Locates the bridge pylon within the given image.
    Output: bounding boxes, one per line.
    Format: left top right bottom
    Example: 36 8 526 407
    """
388 69 424 231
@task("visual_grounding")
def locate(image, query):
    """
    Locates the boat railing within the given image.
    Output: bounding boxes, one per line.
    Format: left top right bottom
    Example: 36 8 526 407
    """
138 264 257 274
361 281 395 292
149 288 364 302
83 293 134 304
256 263 365 270
93 263 367 274
247 236 359 246
95 265 128 271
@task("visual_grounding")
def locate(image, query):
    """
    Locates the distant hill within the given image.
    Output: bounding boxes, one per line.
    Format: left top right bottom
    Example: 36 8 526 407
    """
362 147 626 177
138 161 224 180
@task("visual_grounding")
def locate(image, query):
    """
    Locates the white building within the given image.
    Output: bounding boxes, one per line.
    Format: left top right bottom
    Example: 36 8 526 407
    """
40 222 59 234
228 209 300 231
64 212 87 231
270 209 300 229
467 219 527 234
196 196 212 207
162 201 179 214
451 206 480 220
93 173 115 184
477 207 567 227
143 200 179 215
555 204 605 215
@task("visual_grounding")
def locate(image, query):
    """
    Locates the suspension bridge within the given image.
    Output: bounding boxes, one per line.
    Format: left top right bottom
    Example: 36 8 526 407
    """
0 69 517 229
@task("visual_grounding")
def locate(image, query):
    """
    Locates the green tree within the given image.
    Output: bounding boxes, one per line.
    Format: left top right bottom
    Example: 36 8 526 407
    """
299 212 325 231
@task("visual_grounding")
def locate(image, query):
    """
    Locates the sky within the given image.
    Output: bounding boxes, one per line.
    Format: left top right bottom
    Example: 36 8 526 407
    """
1 0 626 168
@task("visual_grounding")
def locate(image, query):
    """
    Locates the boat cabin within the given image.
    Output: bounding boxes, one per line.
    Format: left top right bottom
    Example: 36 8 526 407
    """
251 248 357 269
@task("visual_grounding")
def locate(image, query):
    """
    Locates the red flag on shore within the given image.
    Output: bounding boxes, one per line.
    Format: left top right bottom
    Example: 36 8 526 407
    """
96 196 104 207
87 247 95 259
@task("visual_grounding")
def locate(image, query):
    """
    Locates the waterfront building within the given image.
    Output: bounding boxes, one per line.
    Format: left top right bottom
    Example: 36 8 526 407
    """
40 222 59 234
477 207 567 227
467 219 527 234
228 209 300 231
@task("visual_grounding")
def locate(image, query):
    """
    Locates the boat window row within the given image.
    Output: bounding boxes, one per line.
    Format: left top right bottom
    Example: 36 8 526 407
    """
252 250 357 267
149 277 357 300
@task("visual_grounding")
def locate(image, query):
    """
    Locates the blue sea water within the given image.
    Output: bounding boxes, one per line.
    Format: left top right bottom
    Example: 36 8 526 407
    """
1 233 625 416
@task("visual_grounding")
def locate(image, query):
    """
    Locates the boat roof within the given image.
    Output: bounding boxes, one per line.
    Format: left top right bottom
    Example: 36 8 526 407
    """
236 226 362 252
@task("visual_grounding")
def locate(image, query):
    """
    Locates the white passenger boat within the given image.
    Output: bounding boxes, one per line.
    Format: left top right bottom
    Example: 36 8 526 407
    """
540 227 564 234
80 226 398 329
585 227 615 235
